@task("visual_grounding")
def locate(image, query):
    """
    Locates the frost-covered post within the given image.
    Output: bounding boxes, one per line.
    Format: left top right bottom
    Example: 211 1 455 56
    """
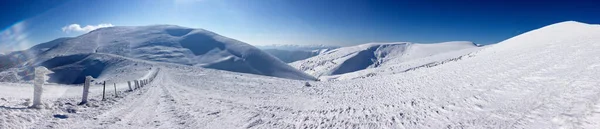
80 76 93 105
102 81 106 101
113 83 118 97
127 81 132 91
32 67 50 108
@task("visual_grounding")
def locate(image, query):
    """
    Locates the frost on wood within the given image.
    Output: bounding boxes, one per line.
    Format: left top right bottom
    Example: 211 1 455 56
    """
127 81 132 91
32 67 51 108
80 76 92 105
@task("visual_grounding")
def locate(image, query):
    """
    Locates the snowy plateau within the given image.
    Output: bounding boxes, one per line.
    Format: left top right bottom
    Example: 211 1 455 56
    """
1 21 600 129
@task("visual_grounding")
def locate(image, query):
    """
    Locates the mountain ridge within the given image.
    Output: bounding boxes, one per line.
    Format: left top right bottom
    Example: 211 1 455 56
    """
1 25 317 83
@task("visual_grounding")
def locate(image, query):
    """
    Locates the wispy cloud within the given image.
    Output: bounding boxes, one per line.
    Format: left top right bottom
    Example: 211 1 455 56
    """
0 21 32 53
61 23 114 33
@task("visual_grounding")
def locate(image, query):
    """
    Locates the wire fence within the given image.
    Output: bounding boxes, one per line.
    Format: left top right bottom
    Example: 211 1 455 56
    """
89 68 160 103
52 67 160 106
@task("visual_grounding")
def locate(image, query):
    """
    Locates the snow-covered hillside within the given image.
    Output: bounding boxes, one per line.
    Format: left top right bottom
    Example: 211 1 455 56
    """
256 44 339 51
1 25 315 81
262 49 330 63
257 44 338 63
2 21 600 129
0 38 74 72
290 41 482 79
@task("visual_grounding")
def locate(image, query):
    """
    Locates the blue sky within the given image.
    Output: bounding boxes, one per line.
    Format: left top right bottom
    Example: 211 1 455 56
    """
1 0 600 53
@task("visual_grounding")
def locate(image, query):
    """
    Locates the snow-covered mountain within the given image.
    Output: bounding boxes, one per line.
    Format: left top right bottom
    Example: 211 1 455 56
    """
290 41 482 79
2 21 600 128
262 49 331 63
0 25 316 83
0 38 74 72
256 44 338 63
256 44 339 51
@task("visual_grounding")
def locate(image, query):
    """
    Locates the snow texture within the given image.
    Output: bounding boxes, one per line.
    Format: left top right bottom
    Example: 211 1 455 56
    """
1 21 600 129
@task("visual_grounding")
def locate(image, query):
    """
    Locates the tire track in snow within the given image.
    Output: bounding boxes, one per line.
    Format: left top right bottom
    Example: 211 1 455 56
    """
57 71 186 129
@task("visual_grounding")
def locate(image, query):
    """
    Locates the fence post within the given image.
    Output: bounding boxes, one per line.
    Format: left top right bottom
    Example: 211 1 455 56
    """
102 81 106 101
127 81 132 91
80 76 92 105
114 83 118 97
32 67 48 108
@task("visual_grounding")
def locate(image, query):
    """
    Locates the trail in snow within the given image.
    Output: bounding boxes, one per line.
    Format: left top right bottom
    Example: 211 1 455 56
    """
1 21 600 129
1 59 600 129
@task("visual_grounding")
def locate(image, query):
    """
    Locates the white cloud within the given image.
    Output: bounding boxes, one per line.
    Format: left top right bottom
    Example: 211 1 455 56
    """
61 23 114 33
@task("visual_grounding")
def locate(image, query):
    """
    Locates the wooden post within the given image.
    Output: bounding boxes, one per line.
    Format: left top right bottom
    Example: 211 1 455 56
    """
127 81 132 91
114 83 118 97
32 67 48 108
80 76 92 105
102 81 106 101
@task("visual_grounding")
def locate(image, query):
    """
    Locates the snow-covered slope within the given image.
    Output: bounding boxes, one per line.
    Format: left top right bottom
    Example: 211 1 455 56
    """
257 44 338 63
2 21 600 129
256 44 339 51
262 49 330 63
9 25 315 81
290 41 481 78
0 38 74 72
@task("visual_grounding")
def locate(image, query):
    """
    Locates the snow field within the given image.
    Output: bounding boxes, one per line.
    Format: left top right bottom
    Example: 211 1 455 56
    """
1 21 600 128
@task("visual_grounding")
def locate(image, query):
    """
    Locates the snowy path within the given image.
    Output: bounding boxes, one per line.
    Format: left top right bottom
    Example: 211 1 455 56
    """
53 72 187 129
3 35 600 129
2 61 600 129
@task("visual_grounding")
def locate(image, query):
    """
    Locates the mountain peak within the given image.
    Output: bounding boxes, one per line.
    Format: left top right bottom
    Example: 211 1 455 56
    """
9 25 316 82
